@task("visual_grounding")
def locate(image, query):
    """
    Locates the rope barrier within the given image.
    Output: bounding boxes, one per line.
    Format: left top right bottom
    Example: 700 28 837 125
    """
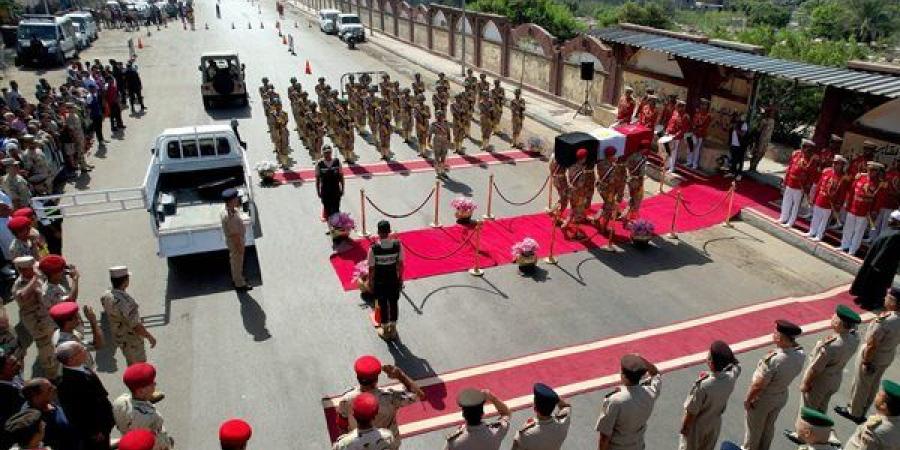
401 228 477 260
678 185 735 218
492 176 550 206
365 188 436 219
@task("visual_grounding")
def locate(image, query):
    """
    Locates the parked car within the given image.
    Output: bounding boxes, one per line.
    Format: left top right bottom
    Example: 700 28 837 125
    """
318 8 340 34
72 22 89 50
15 15 79 67
65 11 98 41
336 13 365 42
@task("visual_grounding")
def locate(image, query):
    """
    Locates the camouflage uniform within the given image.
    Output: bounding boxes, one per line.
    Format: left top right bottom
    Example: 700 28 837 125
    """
42 278 72 310
626 151 647 221
566 160 595 225
1 167 32 210
476 74 490 105
594 155 627 228
20 137 53 195
411 73 425 97
13 274 58 377
479 96 493 151
354 88 369 135
390 81 402 129
429 111 452 178
308 105 326 160
336 104 357 163
510 89 526 148
398 89 413 143
550 154 570 218
365 90 378 140
451 97 466 154
101 288 147 365
376 100 393 160
490 81 505 135
413 95 431 156
113 393 174 450
293 91 309 142
271 102 291 166
315 78 328 106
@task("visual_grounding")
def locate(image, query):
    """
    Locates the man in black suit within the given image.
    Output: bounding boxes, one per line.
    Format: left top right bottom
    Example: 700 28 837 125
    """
0 349 25 450
55 341 115 450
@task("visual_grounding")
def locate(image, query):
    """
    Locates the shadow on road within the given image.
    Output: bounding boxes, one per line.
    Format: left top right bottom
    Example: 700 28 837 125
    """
575 236 713 279
204 104 253 120
237 290 271 341
386 338 446 410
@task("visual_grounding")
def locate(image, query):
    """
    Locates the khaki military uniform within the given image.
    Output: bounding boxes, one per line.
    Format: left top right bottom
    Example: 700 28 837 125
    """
113 393 174 450
12 275 57 377
2 172 32 209
333 428 394 450
308 114 326 160
595 374 662 450
549 155 570 218
510 96 526 147
595 158 627 228
479 97 493 151
625 153 647 221
101 288 146 365
444 418 510 450
463 91 475 140
399 94 413 142
429 118 452 177
337 110 357 163
742 346 806 450
355 90 369 135
680 365 742 450
802 330 859 412
451 100 466 154
567 161 595 225
512 406 571 450
315 81 328 107
272 108 290 165
42 279 71 310
490 85 505 134
9 236 46 261
849 311 900 417
20 147 53 194
433 91 448 118
220 206 247 288
412 78 425 96
375 103 393 160
64 111 87 170
414 102 431 156
477 78 490 104
365 93 378 138
390 82 402 128
845 414 899 450
337 386 418 450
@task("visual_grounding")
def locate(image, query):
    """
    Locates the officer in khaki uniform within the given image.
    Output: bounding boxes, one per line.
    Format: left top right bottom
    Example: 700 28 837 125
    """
451 94 467 154
101 266 157 365
845 379 900 450
510 88 526 148
512 383 570 450
478 95 494 151
333 392 395 450
793 407 839 450
490 79 505 135
679 341 741 450
799 305 860 412
413 94 431 156
837 288 900 423
11 255 58 377
398 89 413 143
742 320 806 450
429 110 452 178
20 134 53 195
220 188 249 291
113 363 174 450
445 388 511 450
2 158 32 210
595 354 661 450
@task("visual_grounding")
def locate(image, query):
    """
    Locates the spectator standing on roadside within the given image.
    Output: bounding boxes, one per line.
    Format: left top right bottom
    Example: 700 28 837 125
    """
125 62 145 113
86 85 105 149
21 377 80 450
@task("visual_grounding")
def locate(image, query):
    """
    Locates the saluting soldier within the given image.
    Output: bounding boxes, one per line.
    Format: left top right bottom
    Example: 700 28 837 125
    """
679 341 741 450
837 288 900 424
445 388 511 450
334 393 395 450
113 363 174 450
595 354 662 450
479 95 494 152
742 320 805 450
625 140 650 221
398 89 413 143
793 407 839 450
101 266 157 366
271 100 291 167
512 383 571 450
413 94 431 157
844 379 900 450
429 110 452 178
799 305 861 412
39 254 76 309
11 255 58 378
451 94 467 154
490 79 505 135
412 73 425 96
510 88 526 148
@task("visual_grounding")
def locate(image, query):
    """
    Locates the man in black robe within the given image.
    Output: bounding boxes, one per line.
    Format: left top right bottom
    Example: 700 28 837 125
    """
851 209 900 310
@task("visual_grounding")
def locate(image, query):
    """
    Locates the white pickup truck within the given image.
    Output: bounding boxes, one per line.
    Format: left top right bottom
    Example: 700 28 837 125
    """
31 125 258 258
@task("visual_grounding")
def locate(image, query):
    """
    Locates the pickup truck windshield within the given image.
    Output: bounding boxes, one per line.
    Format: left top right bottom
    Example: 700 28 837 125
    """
166 137 232 159
17 25 57 41
341 16 360 24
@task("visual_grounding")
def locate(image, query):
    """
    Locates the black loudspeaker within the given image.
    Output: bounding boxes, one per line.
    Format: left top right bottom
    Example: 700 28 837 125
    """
580 61 595 81
554 132 599 168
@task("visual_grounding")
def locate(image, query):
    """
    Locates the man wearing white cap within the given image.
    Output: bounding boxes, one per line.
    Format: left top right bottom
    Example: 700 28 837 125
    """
807 155 850 241
779 140 816 228
11 255 59 377
841 162 884 255
872 158 899 240
100 266 157 364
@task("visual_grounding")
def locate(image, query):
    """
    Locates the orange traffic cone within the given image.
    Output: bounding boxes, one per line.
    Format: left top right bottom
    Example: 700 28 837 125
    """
137 38 143 49
304 60 312 75
282 35 287 45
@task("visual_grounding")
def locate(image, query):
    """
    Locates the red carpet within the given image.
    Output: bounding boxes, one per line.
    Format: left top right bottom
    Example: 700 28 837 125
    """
274 149 543 183
329 175 780 290
320 285 859 440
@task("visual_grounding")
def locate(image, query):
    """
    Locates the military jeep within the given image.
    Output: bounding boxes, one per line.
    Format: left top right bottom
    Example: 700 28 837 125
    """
199 52 248 108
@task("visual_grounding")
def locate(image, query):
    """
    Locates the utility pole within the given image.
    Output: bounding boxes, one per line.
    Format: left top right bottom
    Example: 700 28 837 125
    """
460 0 466 77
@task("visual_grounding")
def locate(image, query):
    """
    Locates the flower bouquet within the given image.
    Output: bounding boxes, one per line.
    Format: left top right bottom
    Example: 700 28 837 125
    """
450 196 477 223
627 219 655 248
328 212 356 241
352 260 370 293
254 161 279 185
511 237 539 273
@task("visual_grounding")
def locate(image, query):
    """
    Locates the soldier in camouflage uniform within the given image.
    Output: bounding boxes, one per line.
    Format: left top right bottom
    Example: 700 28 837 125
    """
413 94 431 157
271 100 291 167
315 77 328 106
336 101 358 164
354 86 369 136
365 87 378 140
476 73 490 104
412 73 425 97
291 88 308 142
510 88 526 149
376 99 394 161
100 266 156 365
464 69 477 94
593 147 627 231
549 153 570 222
1 159 32 210
20 135 53 195
398 89 413 143
11 256 57 377
390 81 402 130
626 141 650 221
429 110 452 178
308 103 326 160
258 77 271 100
479 95 494 152
490 79 505 136
113 362 174 450
463 88 475 141
565 149 596 232
436 72 450 91
451 94 467 155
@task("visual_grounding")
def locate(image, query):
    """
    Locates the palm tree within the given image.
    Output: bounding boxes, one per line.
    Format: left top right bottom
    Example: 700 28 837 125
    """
847 0 897 42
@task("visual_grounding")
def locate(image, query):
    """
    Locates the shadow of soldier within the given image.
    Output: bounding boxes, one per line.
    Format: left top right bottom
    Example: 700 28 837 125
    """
237 290 271 342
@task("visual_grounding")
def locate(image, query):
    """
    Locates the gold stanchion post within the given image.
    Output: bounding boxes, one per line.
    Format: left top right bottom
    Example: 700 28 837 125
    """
359 188 370 237
483 174 495 220
543 214 558 265
723 180 737 228
667 192 682 240
429 180 441 228
545 176 554 213
468 220 484 276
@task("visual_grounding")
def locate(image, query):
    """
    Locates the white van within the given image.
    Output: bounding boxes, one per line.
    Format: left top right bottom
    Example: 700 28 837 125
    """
16 15 78 66
65 11 99 41
318 8 340 34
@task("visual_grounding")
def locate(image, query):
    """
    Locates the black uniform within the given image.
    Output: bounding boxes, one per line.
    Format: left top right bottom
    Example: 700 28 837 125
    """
369 239 402 324
316 158 343 218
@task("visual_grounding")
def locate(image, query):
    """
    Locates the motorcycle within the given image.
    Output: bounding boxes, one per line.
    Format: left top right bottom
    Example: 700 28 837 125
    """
345 33 357 50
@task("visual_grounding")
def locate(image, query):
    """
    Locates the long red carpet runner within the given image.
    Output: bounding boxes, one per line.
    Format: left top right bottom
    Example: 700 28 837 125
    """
320 285 861 441
274 149 543 183
329 176 780 290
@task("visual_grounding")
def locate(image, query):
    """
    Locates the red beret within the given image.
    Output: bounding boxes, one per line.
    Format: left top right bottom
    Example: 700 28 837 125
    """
38 254 66 274
49 302 79 323
123 363 156 391
219 419 252 446
11 208 33 219
604 146 617 157
575 148 588 160
7 216 30 232
354 355 381 379
118 429 156 450
352 392 379 421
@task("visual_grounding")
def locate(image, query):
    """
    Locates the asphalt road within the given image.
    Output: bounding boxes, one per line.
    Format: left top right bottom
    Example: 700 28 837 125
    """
4 0 899 449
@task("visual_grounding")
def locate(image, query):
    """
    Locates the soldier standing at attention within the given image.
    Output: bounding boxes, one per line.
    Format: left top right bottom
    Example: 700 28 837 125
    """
356 88 370 136
510 88 526 148
679 341 741 450
800 305 861 412
337 103 358 164
316 146 344 219
101 266 157 365
378 74 392 104
429 110 452 178
512 383 571 450
412 73 425 97
366 87 378 140
595 354 661 450
376 99 394 161
436 72 450 92
309 104 326 160
614 86 635 126
793 407 839 450
464 69 477 95
478 95 494 152
445 388 511 450
565 148 595 234
297 91 311 144
334 393 395 450
844 380 900 450
390 80 402 130
477 73 490 104
315 77 328 106
451 94 467 154
399 89 413 144
625 140 650 221
549 152 570 221
742 320 805 450
271 100 291 167
414 94 431 157
113 363 174 450
432 89 446 121
12 255 58 378
367 221 404 340
336 355 424 449
836 288 900 424
220 188 250 292
490 79 505 135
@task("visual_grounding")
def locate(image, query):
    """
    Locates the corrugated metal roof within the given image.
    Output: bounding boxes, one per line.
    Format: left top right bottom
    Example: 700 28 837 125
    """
591 27 900 98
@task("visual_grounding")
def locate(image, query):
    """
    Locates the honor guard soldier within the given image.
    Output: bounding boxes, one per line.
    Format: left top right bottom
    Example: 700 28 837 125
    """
378 74 392 101
375 99 393 160
12 255 58 377
336 103 358 164
271 100 291 167
355 88 369 135
219 419 252 450
429 110 452 178
565 148 595 233
549 152 570 221
366 221 404 339
335 392 395 450
842 162 884 255
793 407 838 450
680 341 741 450
595 354 661 450
436 72 450 92
463 86 475 140
477 73 490 103
258 77 270 99
113 363 174 450
464 68 477 95
742 320 805 450
414 94 431 156
100 266 156 366
412 73 426 96
445 388 511 450
637 95 659 131
119 429 157 450
837 287 900 424
315 77 328 105
337 356 424 448
478 95 494 151
512 383 570 450
780 139 817 228
490 79 505 135
220 188 250 292
390 80 402 130
451 94 467 154
799 305 861 412
593 147 626 230
347 81 362 132
635 88 654 119
366 87 379 139
297 91 311 143
845 379 900 450
308 103 326 160
432 89 447 120
625 140 650 221
399 89 413 143
615 86 635 126
806 155 850 241
510 88 526 148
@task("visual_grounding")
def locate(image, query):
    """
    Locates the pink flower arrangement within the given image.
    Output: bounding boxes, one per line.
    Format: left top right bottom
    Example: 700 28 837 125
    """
352 261 369 283
627 219 655 237
450 196 477 214
511 237 539 258
328 212 356 230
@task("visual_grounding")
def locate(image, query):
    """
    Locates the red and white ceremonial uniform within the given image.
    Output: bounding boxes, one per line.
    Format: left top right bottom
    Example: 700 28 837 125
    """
637 104 658 130
779 150 813 227
841 174 878 254
688 110 711 169
873 168 899 239
616 96 635 125
660 109 686 173
808 167 849 240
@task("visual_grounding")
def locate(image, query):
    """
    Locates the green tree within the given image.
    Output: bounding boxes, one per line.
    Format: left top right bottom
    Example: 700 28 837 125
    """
468 0 584 39
616 1 671 29
746 3 791 28
846 0 899 43
808 1 852 40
